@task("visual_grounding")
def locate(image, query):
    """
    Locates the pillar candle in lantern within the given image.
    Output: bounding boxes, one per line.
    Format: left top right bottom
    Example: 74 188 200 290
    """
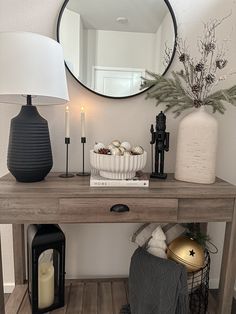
81 106 85 137
38 262 54 309
65 105 70 138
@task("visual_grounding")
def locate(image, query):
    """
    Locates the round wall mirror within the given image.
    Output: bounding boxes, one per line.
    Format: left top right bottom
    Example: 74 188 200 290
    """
57 0 177 99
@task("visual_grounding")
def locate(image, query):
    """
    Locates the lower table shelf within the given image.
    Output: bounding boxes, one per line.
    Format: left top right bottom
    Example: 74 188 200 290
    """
5 278 218 314
5 278 129 314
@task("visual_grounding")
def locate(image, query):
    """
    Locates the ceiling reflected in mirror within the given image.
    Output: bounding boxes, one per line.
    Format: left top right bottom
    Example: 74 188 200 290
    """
57 0 177 98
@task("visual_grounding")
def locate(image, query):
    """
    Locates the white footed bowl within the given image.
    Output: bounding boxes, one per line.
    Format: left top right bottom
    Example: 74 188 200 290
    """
90 150 147 179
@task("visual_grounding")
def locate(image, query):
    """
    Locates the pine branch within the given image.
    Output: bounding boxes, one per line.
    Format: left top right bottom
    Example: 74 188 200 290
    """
141 18 236 117
142 71 194 116
204 86 236 113
185 223 210 248
142 70 236 116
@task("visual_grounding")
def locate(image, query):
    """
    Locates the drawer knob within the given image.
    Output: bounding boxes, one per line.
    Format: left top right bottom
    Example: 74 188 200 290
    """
110 204 130 213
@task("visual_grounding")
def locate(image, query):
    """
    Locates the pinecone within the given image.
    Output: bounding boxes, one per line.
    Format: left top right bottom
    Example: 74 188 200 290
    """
216 59 227 69
179 53 189 63
204 42 216 53
193 99 203 108
192 84 202 94
195 63 204 72
98 148 111 155
205 73 215 84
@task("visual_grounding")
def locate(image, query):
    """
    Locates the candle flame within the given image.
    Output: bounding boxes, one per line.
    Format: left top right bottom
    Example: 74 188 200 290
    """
81 106 84 112
66 105 69 111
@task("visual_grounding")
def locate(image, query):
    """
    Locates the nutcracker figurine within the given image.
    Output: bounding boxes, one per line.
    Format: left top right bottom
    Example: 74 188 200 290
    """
150 111 169 179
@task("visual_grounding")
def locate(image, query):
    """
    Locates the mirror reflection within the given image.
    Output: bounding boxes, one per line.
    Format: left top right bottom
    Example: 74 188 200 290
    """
58 0 176 98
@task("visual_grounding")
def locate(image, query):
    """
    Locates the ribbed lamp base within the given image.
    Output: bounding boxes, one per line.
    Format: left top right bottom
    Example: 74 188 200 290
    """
7 105 53 182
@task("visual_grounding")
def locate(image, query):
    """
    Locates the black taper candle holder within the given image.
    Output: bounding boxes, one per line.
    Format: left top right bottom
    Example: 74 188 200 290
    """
59 137 75 178
77 137 90 176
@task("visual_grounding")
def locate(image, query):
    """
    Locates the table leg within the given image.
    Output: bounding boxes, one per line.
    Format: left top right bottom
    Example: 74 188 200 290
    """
217 199 236 314
200 222 208 235
12 225 26 285
0 231 5 314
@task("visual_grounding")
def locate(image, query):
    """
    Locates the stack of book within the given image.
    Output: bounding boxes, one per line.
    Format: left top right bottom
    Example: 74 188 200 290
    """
90 172 149 187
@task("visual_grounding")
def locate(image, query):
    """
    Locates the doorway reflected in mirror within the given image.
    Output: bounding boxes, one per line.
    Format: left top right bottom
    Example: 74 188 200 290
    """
57 0 177 98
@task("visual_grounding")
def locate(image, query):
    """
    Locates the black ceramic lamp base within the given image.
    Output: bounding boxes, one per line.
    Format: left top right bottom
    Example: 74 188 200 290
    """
7 105 52 182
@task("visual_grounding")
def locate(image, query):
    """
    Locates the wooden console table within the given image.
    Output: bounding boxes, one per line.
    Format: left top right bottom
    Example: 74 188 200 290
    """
0 173 235 314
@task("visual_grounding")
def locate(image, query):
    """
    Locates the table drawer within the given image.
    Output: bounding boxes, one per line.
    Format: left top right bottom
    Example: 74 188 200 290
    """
59 198 178 223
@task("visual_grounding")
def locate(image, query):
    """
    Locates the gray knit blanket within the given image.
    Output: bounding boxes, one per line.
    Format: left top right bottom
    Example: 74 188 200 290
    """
121 248 188 314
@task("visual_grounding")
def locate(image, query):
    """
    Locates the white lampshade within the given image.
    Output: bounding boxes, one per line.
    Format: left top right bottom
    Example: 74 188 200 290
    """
0 32 69 105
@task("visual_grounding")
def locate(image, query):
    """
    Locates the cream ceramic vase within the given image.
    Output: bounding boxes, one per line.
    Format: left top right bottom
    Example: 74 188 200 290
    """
175 107 218 184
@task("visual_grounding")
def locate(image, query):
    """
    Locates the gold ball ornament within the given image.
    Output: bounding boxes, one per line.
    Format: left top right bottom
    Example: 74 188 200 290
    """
167 236 205 272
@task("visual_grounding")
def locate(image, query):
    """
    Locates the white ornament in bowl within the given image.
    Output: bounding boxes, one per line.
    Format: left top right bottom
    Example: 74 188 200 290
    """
120 141 131 151
90 150 147 180
119 146 126 155
131 145 144 155
111 140 121 147
94 142 105 153
123 151 131 156
107 143 115 150
110 147 121 156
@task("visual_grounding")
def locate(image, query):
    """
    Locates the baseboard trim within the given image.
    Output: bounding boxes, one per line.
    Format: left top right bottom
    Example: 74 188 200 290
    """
209 278 219 290
210 278 236 299
4 282 15 293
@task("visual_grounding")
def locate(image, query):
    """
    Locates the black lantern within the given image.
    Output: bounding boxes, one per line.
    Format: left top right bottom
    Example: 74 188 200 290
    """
27 225 66 314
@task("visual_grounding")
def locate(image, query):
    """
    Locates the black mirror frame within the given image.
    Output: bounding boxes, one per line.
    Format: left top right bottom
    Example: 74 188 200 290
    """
57 0 178 99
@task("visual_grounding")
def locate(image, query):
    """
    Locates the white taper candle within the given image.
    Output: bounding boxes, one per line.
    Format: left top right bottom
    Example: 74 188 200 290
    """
65 105 70 138
81 106 85 137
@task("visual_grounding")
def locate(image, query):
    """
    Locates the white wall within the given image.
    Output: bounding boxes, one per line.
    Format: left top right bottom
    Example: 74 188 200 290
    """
0 105 18 292
83 29 96 88
60 8 85 80
60 8 80 78
79 16 85 80
0 0 236 294
156 12 175 73
83 30 156 88
95 30 155 70
64 21 175 87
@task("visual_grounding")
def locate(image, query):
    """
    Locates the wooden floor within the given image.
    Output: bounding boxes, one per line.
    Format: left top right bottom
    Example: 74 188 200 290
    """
210 290 236 314
4 279 128 314
4 280 236 314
